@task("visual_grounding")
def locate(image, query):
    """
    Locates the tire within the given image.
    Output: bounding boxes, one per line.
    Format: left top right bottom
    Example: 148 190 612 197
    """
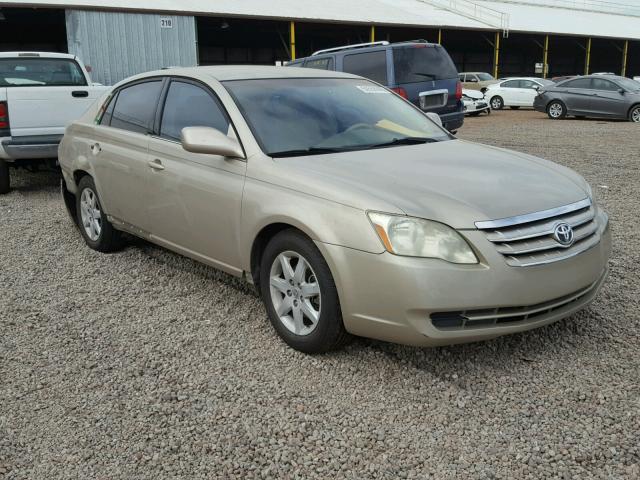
0 159 9 195
547 100 566 120
629 105 640 123
75 175 123 252
259 229 351 353
509 106 520 110
490 96 504 110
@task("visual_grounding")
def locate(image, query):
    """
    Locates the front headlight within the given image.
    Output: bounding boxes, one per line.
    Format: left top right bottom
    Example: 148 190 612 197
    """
368 212 478 264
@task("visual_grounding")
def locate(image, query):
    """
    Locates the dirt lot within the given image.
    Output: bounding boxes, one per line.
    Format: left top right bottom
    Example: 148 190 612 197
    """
1 110 638 479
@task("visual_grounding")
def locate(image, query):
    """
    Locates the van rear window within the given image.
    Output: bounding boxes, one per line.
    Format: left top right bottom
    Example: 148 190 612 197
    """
393 45 458 84
0 58 87 87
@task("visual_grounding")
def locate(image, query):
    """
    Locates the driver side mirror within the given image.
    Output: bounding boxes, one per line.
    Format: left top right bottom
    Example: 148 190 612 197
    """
425 112 443 127
618 88 625 95
181 127 244 158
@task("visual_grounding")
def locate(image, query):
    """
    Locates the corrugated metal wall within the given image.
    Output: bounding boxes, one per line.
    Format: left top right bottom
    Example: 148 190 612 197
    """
65 9 197 86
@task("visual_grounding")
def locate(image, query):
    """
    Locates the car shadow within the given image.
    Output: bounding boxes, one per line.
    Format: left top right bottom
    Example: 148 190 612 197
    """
6 168 60 193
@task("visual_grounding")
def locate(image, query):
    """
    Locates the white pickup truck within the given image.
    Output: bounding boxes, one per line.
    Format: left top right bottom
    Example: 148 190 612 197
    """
0 52 108 193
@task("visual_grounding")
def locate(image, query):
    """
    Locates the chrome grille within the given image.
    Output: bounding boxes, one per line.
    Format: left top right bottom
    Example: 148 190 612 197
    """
476 198 604 267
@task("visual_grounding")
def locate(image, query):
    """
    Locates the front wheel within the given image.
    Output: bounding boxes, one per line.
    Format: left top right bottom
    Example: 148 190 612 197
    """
629 105 640 123
0 159 9 194
260 229 351 353
547 100 566 119
490 96 504 110
76 176 123 252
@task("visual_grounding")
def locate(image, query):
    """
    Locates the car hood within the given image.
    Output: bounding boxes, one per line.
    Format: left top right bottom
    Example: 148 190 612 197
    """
268 139 590 229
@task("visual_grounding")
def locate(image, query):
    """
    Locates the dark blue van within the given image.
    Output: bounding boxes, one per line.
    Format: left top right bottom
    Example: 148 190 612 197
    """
287 40 464 131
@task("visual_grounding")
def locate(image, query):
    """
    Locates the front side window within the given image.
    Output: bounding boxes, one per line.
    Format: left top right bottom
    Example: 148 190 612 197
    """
342 51 388 84
224 78 451 157
393 45 458 83
110 81 163 134
160 81 230 141
303 57 334 71
0 58 86 87
562 78 592 89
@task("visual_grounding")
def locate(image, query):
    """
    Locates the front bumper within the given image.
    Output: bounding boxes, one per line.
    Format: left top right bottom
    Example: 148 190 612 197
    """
0 135 62 161
316 221 611 347
533 95 547 113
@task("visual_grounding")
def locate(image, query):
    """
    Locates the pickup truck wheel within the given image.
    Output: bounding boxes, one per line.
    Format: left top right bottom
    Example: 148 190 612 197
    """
260 229 351 353
76 176 123 252
0 159 10 195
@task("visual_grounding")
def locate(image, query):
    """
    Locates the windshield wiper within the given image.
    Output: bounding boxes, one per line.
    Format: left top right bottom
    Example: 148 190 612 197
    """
367 137 439 149
268 147 356 158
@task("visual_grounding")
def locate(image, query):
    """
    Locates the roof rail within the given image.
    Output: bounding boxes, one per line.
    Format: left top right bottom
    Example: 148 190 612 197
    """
311 41 390 56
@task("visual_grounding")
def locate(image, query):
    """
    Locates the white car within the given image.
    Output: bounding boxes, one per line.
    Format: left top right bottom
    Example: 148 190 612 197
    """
0 52 108 193
462 89 490 116
485 77 555 110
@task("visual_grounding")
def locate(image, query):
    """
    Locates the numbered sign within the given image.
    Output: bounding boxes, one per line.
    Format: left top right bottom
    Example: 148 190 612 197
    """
160 18 173 29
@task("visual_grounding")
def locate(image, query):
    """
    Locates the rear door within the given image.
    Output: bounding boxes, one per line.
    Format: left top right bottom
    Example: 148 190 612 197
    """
1 56 105 137
558 78 593 113
92 79 163 231
498 80 521 105
589 77 627 117
146 78 247 272
518 79 541 106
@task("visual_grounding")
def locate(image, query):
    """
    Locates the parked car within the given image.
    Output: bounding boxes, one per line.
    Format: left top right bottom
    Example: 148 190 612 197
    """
0 51 108 193
59 66 611 353
552 75 577 83
458 72 499 92
533 74 640 122
286 40 464 132
462 89 490 116
485 77 555 110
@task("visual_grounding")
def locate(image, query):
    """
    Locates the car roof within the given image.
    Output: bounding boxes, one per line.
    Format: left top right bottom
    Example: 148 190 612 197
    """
0 51 77 60
125 65 361 83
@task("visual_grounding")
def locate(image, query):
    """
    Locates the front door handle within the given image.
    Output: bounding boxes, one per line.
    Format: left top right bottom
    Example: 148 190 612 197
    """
148 159 165 171
72 90 89 98
90 142 101 155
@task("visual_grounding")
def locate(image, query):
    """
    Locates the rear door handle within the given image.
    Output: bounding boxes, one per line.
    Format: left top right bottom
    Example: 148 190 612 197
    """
90 142 101 155
148 159 165 171
72 90 89 98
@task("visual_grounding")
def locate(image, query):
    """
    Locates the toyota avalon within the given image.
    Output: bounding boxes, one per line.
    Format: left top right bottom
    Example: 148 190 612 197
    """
59 66 611 353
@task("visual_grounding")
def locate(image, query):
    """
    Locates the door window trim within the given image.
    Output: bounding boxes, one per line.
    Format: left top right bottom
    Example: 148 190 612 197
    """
154 76 247 160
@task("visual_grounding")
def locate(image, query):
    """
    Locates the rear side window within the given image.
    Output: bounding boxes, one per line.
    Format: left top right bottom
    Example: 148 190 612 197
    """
458 73 466 81
0 57 87 87
160 81 230 141
591 78 618 91
99 94 117 126
562 78 592 89
501 80 520 88
303 57 334 70
393 45 458 83
343 51 388 84
110 81 163 134
520 80 538 89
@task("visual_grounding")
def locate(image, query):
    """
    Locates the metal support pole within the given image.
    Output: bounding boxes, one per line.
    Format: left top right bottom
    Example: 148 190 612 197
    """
289 21 296 61
543 35 549 79
370 25 375 43
622 40 629 77
584 37 591 75
438 29 442 44
493 31 500 79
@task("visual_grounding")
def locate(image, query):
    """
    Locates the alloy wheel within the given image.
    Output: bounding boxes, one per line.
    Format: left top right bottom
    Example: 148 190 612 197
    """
632 107 640 123
80 188 102 241
549 103 563 118
269 251 321 336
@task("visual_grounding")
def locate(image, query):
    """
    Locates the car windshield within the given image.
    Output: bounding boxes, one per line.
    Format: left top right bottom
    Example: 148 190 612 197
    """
0 58 87 87
223 78 451 157
477 73 495 81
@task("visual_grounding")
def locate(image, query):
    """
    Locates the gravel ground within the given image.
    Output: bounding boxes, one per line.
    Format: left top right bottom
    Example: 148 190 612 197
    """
1 110 638 479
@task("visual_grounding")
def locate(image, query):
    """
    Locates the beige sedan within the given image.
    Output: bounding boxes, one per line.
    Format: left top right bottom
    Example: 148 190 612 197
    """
59 66 611 353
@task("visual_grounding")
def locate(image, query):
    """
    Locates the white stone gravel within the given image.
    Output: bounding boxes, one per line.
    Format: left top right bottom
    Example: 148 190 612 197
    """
0 110 638 479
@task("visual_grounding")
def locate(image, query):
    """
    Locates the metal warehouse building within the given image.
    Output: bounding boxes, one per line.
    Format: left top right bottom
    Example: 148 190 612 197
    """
1 0 639 85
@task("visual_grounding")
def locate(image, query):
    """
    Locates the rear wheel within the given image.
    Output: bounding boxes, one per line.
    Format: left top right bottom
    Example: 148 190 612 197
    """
629 105 640 123
490 96 504 110
76 176 123 252
0 160 9 194
260 229 351 353
547 100 566 119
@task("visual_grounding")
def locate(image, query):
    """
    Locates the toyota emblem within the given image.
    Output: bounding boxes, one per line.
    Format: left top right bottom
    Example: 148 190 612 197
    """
553 222 574 246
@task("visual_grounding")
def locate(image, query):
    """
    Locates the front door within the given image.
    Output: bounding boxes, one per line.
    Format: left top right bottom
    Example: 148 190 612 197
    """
146 79 247 273
589 77 628 117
